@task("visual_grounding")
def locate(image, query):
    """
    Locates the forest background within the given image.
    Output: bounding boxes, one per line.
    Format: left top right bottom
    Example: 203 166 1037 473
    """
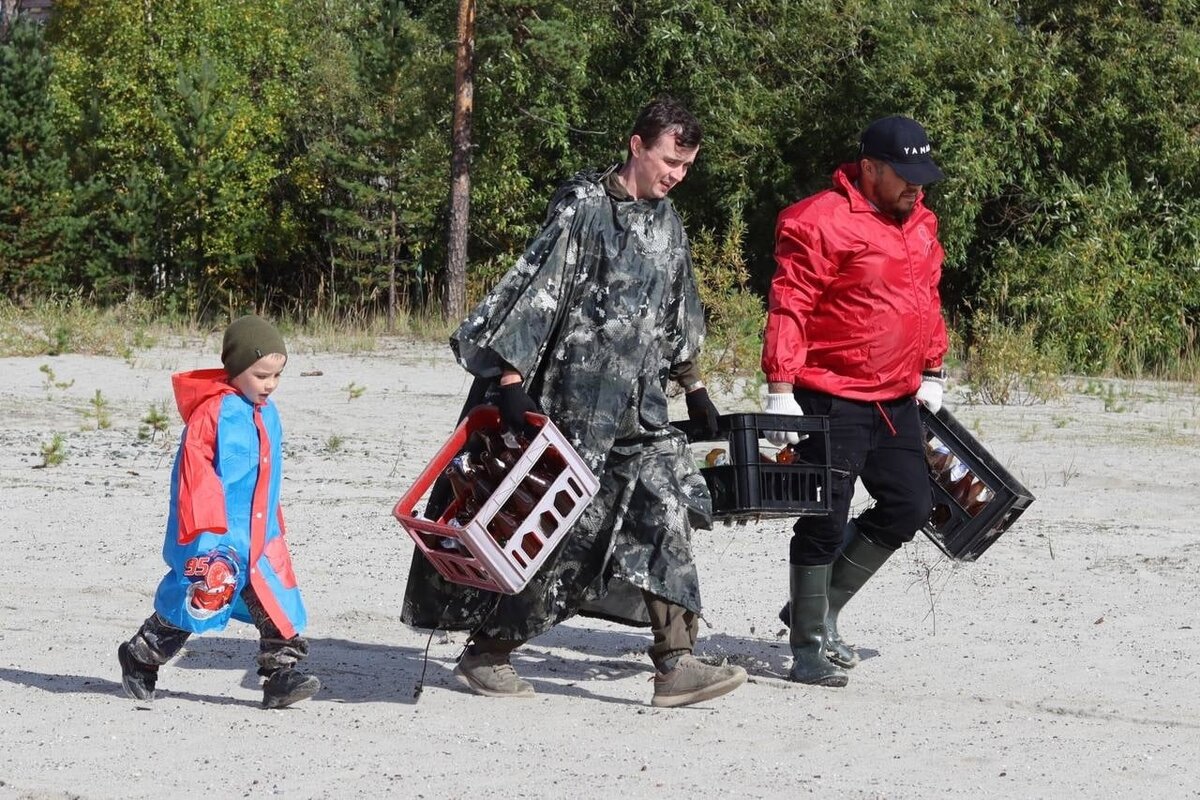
3 0 1200 382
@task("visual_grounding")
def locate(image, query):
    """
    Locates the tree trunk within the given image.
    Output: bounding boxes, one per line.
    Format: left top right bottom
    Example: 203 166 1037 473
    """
1 0 19 36
444 0 475 320
388 207 397 333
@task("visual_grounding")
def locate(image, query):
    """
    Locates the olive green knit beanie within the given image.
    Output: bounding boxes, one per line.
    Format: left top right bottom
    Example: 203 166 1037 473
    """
221 315 287 378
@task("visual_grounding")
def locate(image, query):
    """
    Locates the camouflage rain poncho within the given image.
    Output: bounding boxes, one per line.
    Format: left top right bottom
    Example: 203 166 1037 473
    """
400 167 712 640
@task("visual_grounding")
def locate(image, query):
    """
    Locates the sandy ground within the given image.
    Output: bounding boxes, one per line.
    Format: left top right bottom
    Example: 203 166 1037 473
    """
1 335 1198 800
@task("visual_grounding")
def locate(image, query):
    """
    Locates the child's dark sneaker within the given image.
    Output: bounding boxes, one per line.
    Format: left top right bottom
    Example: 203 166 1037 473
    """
118 642 158 701
261 669 320 709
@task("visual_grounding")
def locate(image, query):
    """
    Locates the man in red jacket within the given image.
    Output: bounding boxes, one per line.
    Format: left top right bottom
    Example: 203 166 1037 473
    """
761 115 949 687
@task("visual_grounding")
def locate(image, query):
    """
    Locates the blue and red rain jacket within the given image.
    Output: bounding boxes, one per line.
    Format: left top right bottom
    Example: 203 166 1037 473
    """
152 369 307 636
762 162 948 401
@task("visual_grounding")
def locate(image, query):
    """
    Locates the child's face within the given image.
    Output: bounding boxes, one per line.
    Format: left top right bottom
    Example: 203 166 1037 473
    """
230 353 286 406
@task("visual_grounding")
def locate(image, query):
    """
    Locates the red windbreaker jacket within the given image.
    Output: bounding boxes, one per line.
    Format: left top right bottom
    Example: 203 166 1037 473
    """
761 162 948 401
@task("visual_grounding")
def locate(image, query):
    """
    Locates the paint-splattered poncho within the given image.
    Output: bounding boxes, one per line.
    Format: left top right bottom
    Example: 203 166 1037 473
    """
400 168 713 639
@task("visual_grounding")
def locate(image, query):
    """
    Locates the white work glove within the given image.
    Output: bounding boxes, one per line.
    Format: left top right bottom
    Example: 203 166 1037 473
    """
916 374 945 414
763 392 804 445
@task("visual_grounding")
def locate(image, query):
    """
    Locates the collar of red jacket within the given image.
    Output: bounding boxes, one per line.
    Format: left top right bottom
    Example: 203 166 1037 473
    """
833 161 928 218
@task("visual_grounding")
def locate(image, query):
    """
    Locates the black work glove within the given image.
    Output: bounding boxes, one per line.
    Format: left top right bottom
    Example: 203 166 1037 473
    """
497 382 541 443
685 387 721 439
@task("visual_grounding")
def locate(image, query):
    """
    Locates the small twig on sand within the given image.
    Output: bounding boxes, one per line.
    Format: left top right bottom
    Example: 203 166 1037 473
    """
389 441 404 478
907 547 957 637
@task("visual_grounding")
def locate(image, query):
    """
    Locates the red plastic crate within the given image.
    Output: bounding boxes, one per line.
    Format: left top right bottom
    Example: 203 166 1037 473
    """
393 406 599 594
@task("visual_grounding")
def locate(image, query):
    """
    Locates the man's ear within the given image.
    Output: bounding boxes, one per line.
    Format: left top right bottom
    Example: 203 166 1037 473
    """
859 157 875 178
629 134 645 159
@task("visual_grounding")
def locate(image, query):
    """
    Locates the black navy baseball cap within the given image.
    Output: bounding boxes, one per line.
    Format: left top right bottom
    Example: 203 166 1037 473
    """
858 115 945 185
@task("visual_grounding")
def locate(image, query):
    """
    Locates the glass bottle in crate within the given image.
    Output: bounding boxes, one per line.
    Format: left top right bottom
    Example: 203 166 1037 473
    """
445 454 481 523
941 455 970 497
520 465 554 499
954 475 994 517
951 473 972 506
487 508 521 543
965 485 993 517
481 428 518 465
478 439 538 517
449 450 520 544
524 448 564 497
503 483 538 518
439 455 479 551
468 459 522 543
925 437 955 478
930 502 952 530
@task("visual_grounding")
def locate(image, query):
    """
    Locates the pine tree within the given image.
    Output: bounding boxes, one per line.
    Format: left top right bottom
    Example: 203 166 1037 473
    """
311 0 443 320
0 17 72 296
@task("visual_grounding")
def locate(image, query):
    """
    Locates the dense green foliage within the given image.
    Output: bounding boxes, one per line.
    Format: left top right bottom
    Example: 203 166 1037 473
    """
2 0 1200 373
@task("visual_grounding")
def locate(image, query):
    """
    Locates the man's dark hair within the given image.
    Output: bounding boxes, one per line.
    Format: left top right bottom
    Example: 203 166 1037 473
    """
629 96 702 151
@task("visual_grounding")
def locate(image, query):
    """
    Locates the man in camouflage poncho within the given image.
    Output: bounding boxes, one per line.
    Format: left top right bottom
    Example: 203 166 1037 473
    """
401 98 747 708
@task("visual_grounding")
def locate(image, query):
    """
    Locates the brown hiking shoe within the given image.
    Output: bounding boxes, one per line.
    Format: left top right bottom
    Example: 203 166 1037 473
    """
454 651 535 697
651 654 747 708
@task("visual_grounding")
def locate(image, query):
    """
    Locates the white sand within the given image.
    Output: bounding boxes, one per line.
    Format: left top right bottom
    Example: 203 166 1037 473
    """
1 336 1197 799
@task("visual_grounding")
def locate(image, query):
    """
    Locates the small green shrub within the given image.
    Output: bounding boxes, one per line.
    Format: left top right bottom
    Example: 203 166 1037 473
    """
962 317 1063 406
690 216 766 391
38 363 74 393
138 402 171 441
38 433 66 467
84 389 112 429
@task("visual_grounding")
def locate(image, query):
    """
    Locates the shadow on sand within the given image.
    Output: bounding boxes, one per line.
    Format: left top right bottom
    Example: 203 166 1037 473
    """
1 625 878 707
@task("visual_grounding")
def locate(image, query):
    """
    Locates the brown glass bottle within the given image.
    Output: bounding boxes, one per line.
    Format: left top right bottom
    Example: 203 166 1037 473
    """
481 428 516 460
962 482 991 517
445 455 480 522
471 469 498 508
466 430 489 456
925 439 955 479
929 503 952 530
480 451 509 483
535 447 564 473
518 468 551 499
965 500 987 518
452 501 477 525
487 508 521 543
477 446 538 517
502 483 538 518
952 473 979 509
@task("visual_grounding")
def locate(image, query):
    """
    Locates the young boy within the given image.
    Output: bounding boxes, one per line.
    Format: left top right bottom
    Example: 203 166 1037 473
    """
118 315 320 709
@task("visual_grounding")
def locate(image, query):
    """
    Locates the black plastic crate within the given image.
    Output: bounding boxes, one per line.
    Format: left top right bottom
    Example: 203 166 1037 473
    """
671 413 831 520
920 406 1035 561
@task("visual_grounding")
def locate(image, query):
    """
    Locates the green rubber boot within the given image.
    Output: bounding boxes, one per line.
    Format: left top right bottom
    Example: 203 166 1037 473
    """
787 564 848 687
825 528 895 668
